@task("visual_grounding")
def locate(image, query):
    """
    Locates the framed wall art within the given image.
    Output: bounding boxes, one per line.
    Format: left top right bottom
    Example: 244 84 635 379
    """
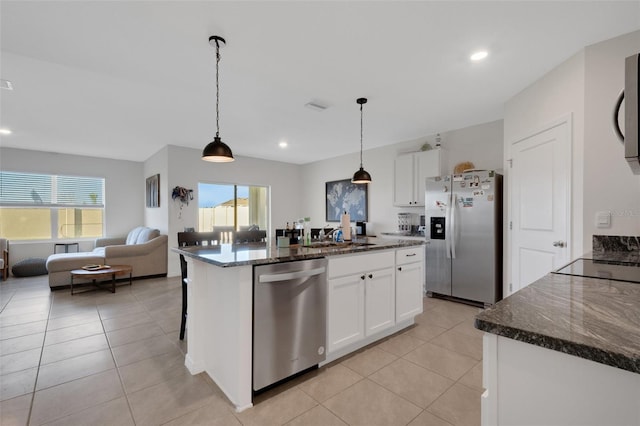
146 174 160 208
325 178 368 222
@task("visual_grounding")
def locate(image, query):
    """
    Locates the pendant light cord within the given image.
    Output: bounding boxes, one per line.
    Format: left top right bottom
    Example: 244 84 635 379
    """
215 39 221 138
359 102 363 168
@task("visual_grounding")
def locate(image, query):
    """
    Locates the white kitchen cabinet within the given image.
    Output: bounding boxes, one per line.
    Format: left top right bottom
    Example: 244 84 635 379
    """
394 149 443 206
327 273 365 352
395 246 424 322
364 267 395 336
327 251 395 353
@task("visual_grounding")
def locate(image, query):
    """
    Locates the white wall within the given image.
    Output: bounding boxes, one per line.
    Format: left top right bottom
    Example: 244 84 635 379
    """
160 145 303 276
583 30 640 241
301 120 504 235
504 49 585 264
0 147 144 265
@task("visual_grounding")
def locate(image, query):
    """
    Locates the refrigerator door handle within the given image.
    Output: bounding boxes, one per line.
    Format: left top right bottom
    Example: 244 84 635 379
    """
450 193 457 259
445 193 452 258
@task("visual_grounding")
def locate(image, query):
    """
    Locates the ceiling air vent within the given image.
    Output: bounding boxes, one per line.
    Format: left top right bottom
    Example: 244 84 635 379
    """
304 101 328 112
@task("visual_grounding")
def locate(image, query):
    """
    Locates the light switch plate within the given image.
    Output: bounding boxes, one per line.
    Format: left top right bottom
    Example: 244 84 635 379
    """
595 211 611 228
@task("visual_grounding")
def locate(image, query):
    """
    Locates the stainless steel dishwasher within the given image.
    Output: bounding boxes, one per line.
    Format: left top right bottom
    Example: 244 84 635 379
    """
253 258 327 392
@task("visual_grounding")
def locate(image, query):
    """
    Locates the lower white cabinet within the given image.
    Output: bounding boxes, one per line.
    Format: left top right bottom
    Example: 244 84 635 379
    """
395 246 424 322
364 267 395 336
396 261 423 322
327 273 365 351
327 251 396 353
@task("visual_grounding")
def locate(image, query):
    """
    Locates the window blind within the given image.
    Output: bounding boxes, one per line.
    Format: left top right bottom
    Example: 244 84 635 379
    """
0 172 104 208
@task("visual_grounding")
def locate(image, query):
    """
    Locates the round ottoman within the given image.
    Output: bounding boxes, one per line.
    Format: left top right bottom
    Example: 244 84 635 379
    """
12 258 48 277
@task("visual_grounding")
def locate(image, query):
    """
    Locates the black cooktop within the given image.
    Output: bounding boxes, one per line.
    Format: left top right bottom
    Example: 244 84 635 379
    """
554 258 640 283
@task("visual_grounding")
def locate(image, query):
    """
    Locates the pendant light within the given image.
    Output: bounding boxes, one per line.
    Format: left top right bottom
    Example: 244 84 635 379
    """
202 35 234 162
352 97 372 184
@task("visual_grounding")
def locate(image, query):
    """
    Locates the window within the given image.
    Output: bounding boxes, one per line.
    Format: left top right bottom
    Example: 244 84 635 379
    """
198 183 269 233
0 171 105 241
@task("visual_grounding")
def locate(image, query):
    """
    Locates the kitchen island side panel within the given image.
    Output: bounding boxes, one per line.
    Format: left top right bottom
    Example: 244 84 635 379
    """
186 259 253 412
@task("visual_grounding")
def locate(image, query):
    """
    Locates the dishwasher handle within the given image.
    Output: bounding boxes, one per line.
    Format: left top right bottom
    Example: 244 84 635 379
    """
258 266 326 283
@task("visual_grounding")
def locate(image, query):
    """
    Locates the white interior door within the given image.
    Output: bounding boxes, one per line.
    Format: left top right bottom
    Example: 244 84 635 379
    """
510 120 571 293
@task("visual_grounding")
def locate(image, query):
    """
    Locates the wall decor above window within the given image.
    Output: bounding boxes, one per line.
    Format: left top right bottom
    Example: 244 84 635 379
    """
146 174 160 208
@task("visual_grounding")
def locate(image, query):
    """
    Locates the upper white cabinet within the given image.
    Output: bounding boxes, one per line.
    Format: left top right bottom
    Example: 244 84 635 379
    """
393 149 443 207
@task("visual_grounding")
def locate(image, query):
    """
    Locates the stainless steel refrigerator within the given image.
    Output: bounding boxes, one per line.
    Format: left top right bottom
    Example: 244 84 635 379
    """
425 170 503 306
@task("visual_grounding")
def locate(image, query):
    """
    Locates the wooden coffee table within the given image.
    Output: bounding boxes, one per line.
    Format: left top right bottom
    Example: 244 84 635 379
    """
70 265 132 295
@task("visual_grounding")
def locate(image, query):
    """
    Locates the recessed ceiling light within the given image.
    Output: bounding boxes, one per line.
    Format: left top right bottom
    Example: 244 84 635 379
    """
279 141 288 148
470 50 488 61
0 128 12 135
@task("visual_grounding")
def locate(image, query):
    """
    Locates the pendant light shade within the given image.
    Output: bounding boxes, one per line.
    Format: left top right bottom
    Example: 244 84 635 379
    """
202 35 234 163
352 97 371 184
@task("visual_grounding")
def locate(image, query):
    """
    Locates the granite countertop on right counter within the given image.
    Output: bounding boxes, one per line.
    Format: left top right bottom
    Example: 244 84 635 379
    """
475 235 640 373
474 235 640 426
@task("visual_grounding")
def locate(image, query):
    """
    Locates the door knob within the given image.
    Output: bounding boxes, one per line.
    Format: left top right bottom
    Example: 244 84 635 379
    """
552 241 566 248
368 274 373 279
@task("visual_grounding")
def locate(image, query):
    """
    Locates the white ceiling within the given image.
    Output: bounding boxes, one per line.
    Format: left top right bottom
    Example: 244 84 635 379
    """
1 1 639 165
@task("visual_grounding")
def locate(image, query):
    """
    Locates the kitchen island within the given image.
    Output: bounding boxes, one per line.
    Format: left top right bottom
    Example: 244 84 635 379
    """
475 246 640 426
173 237 425 412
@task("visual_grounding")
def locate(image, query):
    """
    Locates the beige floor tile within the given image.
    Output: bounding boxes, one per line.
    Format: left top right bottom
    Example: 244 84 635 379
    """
1 299 51 316
370 358 454 408
298 363 363 403
148 306 181 322
324 378 422 426
418 310 468 330
340 347 397 377
119 351 188 394
450 318 484 338
127 371 223 426
46 311 101 331
30 369 125 425
458 362 483 392
432 302 480 318
408 410 454 426
97 301 146 320
406 321 448 342
428 383 481 426
43 321 104 346
41 396 135 426
430 329 483 361
0 320 47 340
403 343 477 381
106 322 165 347
156 314 182 334
3 295 51 309
423 296 453 311
376 332 426 356
285 404 347 426
102 310 154 332
0 347 41 375
0 311 49 328
48 304 98 320
0 394 32 426
0 367 37 401
162 401 240 426
36 350 115 390
40 333 108 365
111 334 181 367
0 332 45 356
235 387 317 426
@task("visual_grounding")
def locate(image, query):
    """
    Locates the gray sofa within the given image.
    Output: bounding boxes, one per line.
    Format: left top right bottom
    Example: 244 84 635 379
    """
46 226 168 289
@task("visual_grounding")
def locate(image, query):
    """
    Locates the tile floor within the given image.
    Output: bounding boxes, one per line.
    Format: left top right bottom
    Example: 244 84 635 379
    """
1 274 484 426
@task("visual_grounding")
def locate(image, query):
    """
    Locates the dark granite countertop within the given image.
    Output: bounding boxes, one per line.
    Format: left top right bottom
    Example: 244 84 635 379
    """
475 266 640 374
172 236 424 268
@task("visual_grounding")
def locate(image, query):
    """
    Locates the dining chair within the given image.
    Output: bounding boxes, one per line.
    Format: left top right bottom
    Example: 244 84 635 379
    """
176 231 221 340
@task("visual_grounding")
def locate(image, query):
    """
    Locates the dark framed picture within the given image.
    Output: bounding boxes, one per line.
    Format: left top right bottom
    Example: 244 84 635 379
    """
146 174 160 208
325 179 368 222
